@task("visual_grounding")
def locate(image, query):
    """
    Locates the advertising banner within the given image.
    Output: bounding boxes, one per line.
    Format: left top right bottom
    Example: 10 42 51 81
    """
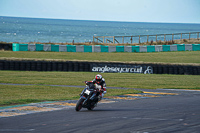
91 64 153 74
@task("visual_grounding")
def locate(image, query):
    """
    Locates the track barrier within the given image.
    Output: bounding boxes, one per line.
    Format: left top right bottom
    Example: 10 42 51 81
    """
0 60 199 75
1 43 199 75
12 43 200 52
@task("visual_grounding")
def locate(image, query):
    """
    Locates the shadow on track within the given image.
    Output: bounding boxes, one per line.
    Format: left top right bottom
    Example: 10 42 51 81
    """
75 108 137 112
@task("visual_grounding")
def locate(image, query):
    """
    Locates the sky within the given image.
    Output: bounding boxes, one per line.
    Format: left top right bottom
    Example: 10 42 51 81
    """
0 0 200 23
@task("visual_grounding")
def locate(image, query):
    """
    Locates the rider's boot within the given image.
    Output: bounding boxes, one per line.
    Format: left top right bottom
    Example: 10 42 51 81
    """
98 95 102 102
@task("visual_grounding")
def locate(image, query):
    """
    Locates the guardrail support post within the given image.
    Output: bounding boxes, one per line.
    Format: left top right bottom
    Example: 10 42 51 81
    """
164 34 166 42
156 35 157 42
189 32 191 40
139 35 140 43
130 36 133 44
181 33 182 40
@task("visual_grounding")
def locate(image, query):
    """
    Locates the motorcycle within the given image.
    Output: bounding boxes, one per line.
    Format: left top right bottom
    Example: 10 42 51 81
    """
75 82 101 111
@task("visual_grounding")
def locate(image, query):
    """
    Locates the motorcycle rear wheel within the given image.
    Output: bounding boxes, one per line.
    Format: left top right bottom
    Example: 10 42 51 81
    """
75 98 84 111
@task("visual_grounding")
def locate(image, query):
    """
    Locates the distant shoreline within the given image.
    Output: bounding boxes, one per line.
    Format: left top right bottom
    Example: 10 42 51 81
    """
1 16 200 43
2 16 200 25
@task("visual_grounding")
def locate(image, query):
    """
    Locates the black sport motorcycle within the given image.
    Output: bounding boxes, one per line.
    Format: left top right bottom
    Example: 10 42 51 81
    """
75 82 101 111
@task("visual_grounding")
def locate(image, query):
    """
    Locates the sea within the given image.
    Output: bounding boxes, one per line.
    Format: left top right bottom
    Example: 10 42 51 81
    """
0 16 200 44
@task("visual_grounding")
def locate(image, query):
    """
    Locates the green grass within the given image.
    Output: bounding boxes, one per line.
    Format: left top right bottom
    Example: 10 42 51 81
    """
1 71 199 106
0 50 200 106
0 84 141 106
0 71 199 89
1 51 200 64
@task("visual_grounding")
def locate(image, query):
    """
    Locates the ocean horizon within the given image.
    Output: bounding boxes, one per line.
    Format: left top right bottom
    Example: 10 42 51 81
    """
1 16 200 43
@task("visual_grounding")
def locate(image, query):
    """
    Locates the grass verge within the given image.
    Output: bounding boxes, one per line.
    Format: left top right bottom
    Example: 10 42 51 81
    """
1 70 199 106
0 71 199 89
1 51 200 65
0 49 200 106
0 85 141 106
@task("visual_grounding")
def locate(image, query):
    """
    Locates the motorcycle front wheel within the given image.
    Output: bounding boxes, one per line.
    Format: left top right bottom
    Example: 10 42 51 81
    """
87 106 94 111
87 102 96 111
75 98 84 111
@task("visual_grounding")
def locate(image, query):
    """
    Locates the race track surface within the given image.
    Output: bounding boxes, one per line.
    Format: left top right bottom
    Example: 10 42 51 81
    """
0 89 200 133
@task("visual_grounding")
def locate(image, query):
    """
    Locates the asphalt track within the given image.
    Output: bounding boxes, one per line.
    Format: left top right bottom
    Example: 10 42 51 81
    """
0 89 200 133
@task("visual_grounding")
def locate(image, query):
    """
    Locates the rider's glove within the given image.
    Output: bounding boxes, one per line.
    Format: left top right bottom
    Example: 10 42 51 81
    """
100 89 104 92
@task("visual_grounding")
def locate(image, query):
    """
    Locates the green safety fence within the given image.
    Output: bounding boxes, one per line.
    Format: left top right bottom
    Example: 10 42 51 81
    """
12 43 19 51
36 44 44 51
101 45 109 52
67 45 76 52
162 45 171 52
20 44 28 51
51 45 59 52
116 46 124 52
12 43 28 51
147 46 155 52
84 45 92 52
177 44 185 51
193 44 200 51
132 46 140 52
12 43 200 52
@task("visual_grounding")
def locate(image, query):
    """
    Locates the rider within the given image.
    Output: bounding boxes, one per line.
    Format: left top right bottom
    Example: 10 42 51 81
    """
85 74 107 102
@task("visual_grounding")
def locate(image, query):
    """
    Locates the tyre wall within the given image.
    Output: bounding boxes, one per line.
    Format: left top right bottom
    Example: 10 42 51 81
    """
0 43 12 50
0 60 199 75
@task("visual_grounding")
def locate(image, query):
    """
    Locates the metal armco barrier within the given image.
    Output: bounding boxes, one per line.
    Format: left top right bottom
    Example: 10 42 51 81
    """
0 60 199 75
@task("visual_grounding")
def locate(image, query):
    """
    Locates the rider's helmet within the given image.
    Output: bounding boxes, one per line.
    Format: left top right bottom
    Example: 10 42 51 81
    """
95 74 102 84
